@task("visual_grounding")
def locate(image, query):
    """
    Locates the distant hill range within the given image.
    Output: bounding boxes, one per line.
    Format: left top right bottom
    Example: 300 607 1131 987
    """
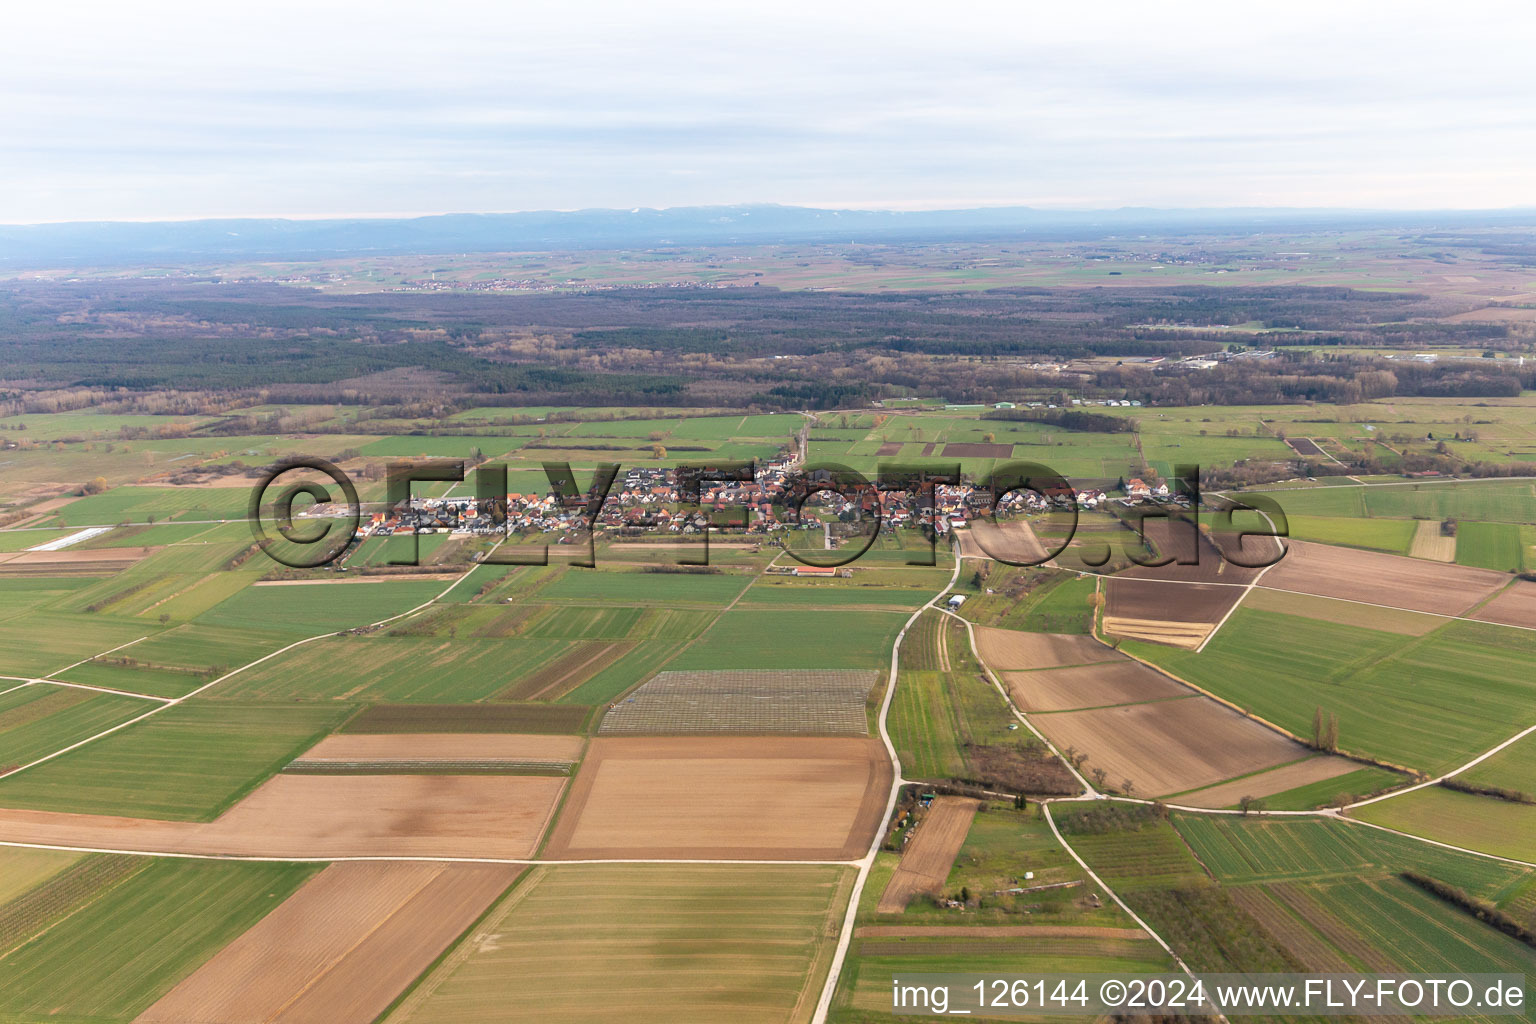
4 204 1536 265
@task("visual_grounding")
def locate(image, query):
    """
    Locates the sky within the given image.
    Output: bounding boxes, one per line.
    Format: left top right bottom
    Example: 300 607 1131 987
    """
3 0 1535 223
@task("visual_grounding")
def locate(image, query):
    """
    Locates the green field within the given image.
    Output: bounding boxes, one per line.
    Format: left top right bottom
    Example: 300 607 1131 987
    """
1284 514 1416 553
1130 609 1536 774
739 581 935 608
1262 479 1536 524
955 568 1098 634
1352 786 1536 864
888 611 1033 781
1455 521 1528 572
1053 810 1213 893
0 846 84 905
877 802 1138 928
670 607 907 671
47 485 253 527
384 863 854 1024
1308 876 1536 977
53 623 293 697
0 857 317 1021
0 701 348 819
534 568 754 607
559 639 690 705
0 611 164 677
0 687 155 770
1173 814 1533 899
834 933 1170 1022
209 634 572 702
192 578 446 633
1461 732 1536 794
889 669 966 780
1246 765 1407 810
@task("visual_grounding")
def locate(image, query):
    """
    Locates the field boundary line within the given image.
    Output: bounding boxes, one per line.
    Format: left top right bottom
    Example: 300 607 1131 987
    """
0 541 509 782
45 635 148 679
1227 476 1536 495
1193 506 1285 653
0 839 863 865
810 542 962 1024
1342 815 1536 871
28 678 174 702
1343 720 1536 811
1029 566 1536 637
1096 626 1419 779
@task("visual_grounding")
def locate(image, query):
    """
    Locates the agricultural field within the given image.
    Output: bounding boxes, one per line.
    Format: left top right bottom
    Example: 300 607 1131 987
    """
1172 814 1533 898
1455 520 1529 572
888 616 1077 793
1158 811 1536 1000
191 578 447 633
1004 660 1187 712
1259 540 1508 615
0 857 318 1022
1264 478 1536 525
1352 786 1536 864
138 861 522 1024
954 568 1100 634
207 634 575 703
0 845 83 904
669 607 907 671
543 735 892 860
1031 696 1311 797
1472 578 1536 629
837 801 1172 1020
0 771 569 859
1460 731 1536 795
876 796 980 912
1133 607 1536 775
1284 513 1416 553
385 863 854 1024
3 396 1536 1016
0 686 155 770
599 669 877 735
0 701 350 819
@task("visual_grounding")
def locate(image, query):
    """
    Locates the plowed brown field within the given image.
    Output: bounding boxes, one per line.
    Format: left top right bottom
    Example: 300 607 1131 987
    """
959 520 1048 564
135 861 520 1024
1173 755 1361 809
1005 661 1189 712
974 627 1118 670
0 773 565 858
541 736 891 860
1472 580 1536 629
296 732 584 764
1259 540 1506 615
1030 697 1308 797
876 796 979 912
1101 516 1266 647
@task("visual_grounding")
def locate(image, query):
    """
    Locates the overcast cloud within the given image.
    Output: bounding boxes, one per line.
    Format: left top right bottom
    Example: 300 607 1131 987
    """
2 0 1534 222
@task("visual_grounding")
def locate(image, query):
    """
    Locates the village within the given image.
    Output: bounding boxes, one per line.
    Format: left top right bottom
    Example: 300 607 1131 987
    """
358 457 1185 550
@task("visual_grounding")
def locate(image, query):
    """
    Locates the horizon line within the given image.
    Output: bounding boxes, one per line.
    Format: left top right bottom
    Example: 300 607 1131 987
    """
6 201 1536 229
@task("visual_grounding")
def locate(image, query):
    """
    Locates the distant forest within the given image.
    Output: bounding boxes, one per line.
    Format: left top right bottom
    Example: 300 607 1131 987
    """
1 279 1531 413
